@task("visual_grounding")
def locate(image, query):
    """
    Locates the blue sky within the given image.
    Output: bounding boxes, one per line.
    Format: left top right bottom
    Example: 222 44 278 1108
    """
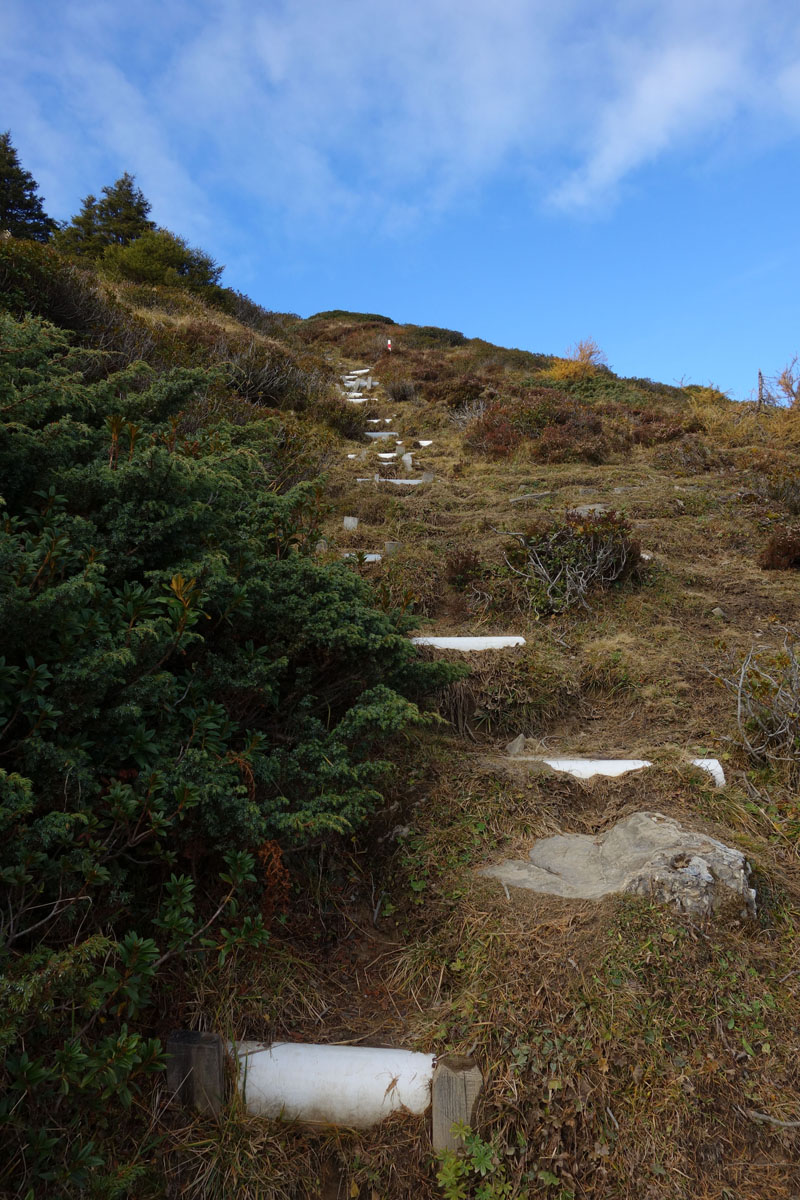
3 0 800 398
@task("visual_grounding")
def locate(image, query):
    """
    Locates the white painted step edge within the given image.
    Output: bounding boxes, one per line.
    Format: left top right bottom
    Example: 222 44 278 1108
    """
538 758 652 779
412 636 526 650
515 757 725 786
691 758 726 787
232 1042 435 1127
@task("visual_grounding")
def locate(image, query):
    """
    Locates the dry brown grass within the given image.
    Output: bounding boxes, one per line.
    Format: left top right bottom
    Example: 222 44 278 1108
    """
106 298 800 1199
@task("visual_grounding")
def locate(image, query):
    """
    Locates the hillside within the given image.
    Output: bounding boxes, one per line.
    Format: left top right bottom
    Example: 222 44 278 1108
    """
2 240 800 1199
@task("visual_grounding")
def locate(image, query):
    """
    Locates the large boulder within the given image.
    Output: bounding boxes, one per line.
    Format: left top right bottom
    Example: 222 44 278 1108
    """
481 812 756 918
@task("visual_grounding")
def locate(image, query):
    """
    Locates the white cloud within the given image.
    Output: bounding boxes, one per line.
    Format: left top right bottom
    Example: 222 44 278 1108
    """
2 0 800 233
551 41 744 210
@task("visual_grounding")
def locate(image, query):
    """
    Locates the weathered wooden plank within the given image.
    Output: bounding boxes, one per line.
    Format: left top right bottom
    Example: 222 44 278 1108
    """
166 1030 225 1114
431 1055 483 1153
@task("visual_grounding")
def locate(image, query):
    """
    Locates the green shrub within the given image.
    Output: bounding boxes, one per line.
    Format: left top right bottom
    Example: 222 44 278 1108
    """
403 324 466 348
308 309 395 324
102 228 223 294
0 238 155 370
0 309 456 1191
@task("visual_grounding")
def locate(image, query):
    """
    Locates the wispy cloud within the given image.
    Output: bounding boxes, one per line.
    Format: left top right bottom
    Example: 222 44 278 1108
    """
550 41 744 210
3 0 800 238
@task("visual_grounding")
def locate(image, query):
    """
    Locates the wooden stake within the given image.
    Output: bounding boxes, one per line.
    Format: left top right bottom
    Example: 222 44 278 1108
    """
431 1055 483 1153
166 1030 225 1114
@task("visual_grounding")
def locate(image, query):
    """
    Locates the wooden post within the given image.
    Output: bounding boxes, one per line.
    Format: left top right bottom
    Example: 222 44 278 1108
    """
166 1030 225 1114
431 1055 483 1153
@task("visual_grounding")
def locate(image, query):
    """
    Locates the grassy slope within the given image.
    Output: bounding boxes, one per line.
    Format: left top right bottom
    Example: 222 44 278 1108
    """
108 296 800 1198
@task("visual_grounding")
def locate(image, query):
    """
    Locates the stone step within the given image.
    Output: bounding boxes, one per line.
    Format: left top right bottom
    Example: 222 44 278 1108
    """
480 812 755 917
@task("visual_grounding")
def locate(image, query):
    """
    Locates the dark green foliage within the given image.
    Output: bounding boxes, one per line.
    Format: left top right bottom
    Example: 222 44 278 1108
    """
404 324 466 348
0 304 455 1192
468 340 553 372
0 238 155 371
56 172 155 260
103 228 223 291
53 193 105 259
0 132 57 242
310 309 395 325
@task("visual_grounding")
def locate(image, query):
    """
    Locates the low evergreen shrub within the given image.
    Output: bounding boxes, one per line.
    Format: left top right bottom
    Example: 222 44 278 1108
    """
0 309 456 1191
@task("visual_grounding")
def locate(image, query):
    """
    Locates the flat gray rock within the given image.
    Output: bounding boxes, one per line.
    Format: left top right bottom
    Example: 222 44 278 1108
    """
481 811 755 918
505 733 526 757
570 503 610 517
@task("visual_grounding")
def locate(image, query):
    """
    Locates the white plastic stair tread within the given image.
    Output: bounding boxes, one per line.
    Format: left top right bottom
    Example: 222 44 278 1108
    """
366 432 399 439
380 477 425 485
233 1042 434 1126
691 758 726 787
412 636 525 650
537 758 652 779
349 368 371 375
418 440 433 447
377 452 397 459
342 552 382 562
513 756 725 786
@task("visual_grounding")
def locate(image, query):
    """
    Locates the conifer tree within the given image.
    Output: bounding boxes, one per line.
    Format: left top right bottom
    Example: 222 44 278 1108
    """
95 171 155 245
57 171 155 259
53 193 104 259
0 131 57 241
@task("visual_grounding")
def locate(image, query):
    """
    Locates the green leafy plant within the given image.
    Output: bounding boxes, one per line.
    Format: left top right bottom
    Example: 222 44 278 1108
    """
0 295 457 1192
436 1126 515 1199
